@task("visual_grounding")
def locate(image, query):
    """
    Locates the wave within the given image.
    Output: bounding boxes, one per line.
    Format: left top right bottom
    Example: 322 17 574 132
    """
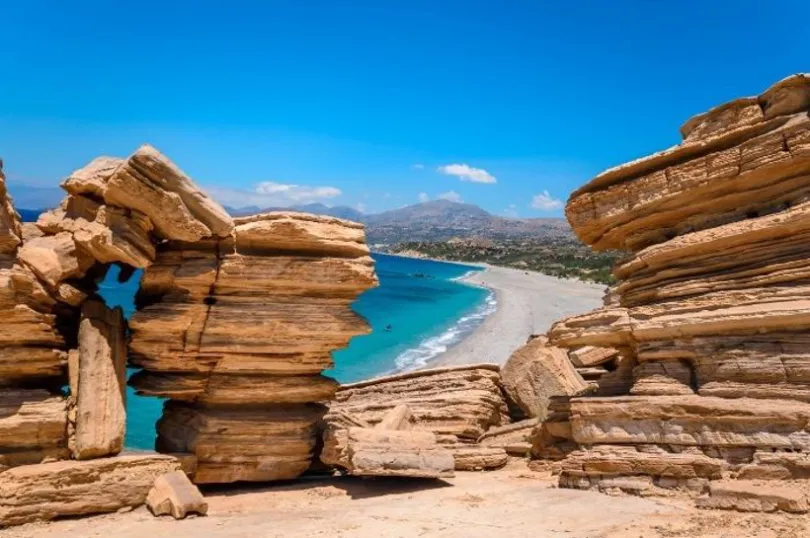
392 292 497 372
451 269 481 282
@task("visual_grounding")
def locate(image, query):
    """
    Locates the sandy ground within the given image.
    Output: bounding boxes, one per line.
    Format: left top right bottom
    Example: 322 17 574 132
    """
11 463 808 538
433 265 605 367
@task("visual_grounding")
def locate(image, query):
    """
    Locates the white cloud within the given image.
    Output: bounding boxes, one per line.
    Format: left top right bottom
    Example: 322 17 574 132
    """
438 190 462 203
531 190 563 211
355 202 367 213
418 192 430 203
437 163 496 184
204 181 342 209
503 204 519 218
411 163 425 170
255 181 341 202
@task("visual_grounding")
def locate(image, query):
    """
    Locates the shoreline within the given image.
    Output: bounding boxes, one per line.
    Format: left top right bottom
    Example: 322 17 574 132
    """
424 264 605 368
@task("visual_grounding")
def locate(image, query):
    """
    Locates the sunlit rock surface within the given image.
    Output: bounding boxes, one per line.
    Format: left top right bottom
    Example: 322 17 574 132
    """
541 74 810 511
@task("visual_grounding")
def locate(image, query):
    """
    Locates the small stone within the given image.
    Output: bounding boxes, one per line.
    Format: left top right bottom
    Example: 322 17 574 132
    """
146 471 208 519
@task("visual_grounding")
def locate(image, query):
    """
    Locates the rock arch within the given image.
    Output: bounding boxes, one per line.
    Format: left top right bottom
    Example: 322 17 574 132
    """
0 146 377 483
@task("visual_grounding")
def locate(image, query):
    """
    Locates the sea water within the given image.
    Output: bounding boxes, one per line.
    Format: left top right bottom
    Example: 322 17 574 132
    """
97 253 492 449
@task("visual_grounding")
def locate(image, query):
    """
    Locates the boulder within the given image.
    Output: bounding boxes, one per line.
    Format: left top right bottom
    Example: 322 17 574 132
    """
322 404 454 478
328 364 508 441
0 389 67 468
477 418 539 456
146 470 208 519
0 454 181 527
62 146 233 242
568 346 619 368
69 300 127 460
343 427 455 478
501 336 587 419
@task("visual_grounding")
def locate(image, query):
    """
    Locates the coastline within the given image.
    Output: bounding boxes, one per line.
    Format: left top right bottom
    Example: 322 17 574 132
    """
426 264 606 368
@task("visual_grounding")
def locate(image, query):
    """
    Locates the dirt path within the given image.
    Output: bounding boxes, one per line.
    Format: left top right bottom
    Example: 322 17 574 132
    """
9 463 809 538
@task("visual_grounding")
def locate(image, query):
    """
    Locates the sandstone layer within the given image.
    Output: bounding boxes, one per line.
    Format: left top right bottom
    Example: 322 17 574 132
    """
0 144 378 503
540 73 810 512
324 365 509 470
129 212 376 483
0 454 181 526
500 335 587 419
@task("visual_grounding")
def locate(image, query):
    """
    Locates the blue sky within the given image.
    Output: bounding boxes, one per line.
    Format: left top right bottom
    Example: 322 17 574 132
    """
1 1 808 215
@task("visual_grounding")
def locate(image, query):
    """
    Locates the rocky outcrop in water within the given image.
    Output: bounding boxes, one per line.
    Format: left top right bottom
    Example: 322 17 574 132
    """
541 74 810 511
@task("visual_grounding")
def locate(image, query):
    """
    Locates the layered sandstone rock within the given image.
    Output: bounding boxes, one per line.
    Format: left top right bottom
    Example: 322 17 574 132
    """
69 300 127 460
146 470 208 519
324 365 509 471
501 336 587 419
128 212 376 483
0 145 377 496
0 162 22 266
322 404 455 478
0 454 181 526
542 74 810 512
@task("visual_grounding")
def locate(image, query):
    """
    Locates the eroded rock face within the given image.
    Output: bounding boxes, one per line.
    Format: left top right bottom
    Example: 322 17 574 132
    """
542 74 810 512
500 336 587 420
69 300 126 460
128 212 377 483
323 365 509 471
0 163 22 266
0 454 182 526
146 470 208 519
0 145 378 495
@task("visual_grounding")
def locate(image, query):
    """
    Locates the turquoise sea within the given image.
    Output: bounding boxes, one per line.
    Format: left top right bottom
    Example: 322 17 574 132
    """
98 254 493 450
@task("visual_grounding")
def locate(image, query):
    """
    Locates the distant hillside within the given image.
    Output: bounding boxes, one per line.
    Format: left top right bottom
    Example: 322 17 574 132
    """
228 199 571 244
364 200 570 244
227 202 365 222
14 194 574 245
387 237 620 285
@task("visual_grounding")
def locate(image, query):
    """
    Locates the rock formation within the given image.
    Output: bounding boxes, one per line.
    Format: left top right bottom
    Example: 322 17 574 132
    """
500 335 587 419
0 454 181 526
324 365 510 471
322 405 455 478
129 212 376 483
0 143 378 527
541 73 810 511
146 471 208 519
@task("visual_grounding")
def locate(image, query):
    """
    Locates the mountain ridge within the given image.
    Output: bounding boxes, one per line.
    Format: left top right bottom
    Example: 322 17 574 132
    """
14 196 571 244
229 199 569 243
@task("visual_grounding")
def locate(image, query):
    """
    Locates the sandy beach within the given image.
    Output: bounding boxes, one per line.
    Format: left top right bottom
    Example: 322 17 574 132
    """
10 464 804 538
431 265 605 367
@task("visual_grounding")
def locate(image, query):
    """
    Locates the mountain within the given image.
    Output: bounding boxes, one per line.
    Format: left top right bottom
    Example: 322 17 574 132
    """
363 200 570 244
228 199 570 244
228 202 365 222
10 186 571 245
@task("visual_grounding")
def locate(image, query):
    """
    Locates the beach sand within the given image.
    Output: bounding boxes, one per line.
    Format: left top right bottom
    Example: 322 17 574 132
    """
432 265 605 367
10 463 804 538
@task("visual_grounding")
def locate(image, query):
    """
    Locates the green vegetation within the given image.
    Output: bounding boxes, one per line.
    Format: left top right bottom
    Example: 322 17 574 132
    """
387 238 621 285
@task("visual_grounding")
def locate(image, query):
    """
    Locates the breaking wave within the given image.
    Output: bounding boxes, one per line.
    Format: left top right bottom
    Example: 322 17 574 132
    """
392 291 497 372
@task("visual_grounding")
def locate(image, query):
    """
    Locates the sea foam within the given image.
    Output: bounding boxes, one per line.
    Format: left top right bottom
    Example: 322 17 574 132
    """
393 291 497 372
